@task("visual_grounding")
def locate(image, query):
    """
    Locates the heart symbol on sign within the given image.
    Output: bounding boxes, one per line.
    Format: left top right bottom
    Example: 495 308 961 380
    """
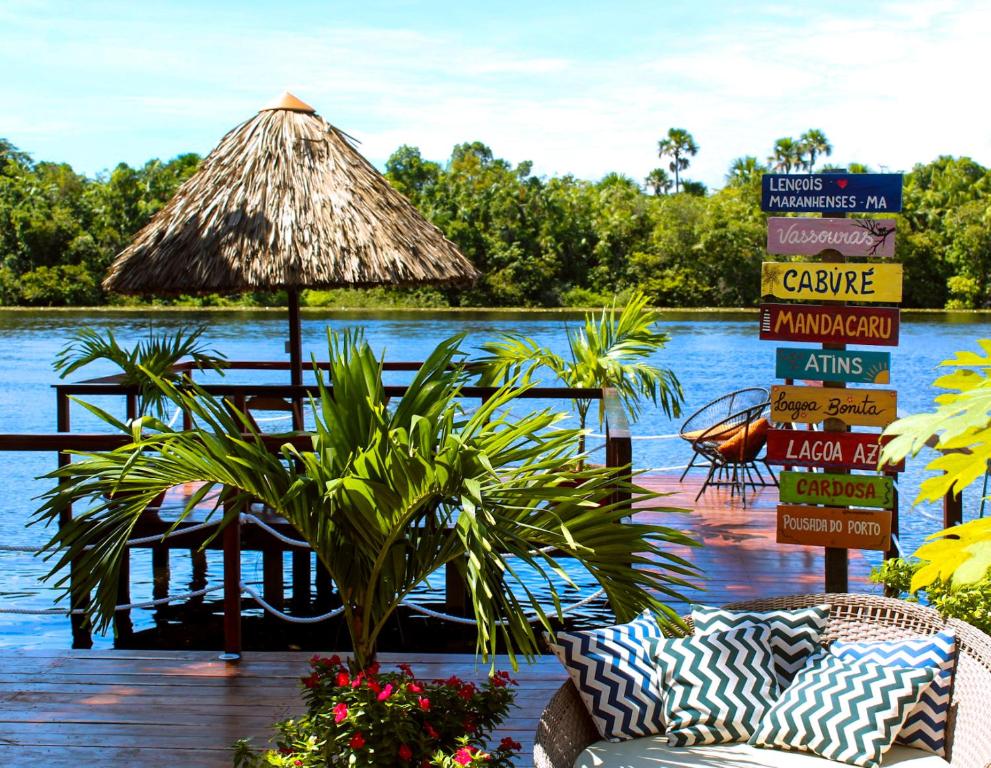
836 179 848 189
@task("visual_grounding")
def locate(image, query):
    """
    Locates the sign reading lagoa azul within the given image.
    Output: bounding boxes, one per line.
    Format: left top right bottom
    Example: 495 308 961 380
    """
761 173 903 213
760 303 899 347
761 262 903 303
766 429 903 472
770 384 897 428
766 217 896 258
778 471 894 509
776 347 891 384
777 505 892 551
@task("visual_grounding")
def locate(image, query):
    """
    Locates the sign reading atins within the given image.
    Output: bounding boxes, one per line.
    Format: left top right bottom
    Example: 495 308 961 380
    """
767 217 896 258
777 504 892 551
760 303 899 346
761 262 903 303
761 173 904 213
775 347 891 384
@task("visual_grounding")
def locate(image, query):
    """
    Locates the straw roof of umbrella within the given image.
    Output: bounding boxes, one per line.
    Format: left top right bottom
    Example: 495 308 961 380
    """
103 92 479 294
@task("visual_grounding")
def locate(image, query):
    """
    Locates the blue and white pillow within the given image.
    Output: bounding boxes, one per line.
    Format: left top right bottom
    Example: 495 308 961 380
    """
548 611 664 741
831 629 956 757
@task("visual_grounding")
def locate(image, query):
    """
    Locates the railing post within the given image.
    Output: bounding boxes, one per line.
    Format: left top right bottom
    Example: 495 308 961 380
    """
221 503 242 661
603 388 633 513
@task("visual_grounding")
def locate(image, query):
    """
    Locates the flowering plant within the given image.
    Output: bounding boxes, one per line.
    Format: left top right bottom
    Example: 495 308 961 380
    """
233 656 521 768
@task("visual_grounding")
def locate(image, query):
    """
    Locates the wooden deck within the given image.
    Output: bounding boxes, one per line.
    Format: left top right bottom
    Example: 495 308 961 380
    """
0 649 565 767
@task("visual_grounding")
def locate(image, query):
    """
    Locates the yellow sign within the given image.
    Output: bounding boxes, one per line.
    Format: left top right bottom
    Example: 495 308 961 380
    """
770 385 897 428
761 262 902 303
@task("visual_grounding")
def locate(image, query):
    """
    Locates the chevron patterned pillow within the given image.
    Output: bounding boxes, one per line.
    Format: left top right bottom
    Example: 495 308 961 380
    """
750 651 936 768
653 625 779 746
547 611 664 741
831 629 956 757
691 603 829 689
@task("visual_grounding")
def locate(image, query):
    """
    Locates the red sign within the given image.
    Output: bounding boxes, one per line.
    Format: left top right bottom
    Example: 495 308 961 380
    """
765 429 904 472
767 217 896 258
759 303 899 346
777 505 892 551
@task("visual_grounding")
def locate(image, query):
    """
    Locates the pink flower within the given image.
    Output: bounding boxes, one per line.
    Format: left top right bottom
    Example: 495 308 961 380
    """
376 683 394 701
294 761 303 767
398 744 413 762
333 702 348 723
454 747 474 765
350 732 366 749
417 696 431 712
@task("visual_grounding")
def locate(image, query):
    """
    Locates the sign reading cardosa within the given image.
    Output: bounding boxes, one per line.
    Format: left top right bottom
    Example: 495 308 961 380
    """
777 504 892 551
761 173 904 213
766 217 896 258
761 262 903 303
771 385 897 427
759 303 899 346
776 347 891 384
765 429 903 472
778 471 894 509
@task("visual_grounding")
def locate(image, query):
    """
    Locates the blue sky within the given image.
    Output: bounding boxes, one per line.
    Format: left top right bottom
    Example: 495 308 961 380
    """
2 0 988 188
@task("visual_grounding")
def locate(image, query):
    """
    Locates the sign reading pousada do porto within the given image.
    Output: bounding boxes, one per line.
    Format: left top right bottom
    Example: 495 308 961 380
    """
765 429 904 472
776 347 891 384
778 470 894 509
759 303 899 347
767 217 896 258
761 262 903 303
777 504 892 551
771 385 897 427
761 173 904 213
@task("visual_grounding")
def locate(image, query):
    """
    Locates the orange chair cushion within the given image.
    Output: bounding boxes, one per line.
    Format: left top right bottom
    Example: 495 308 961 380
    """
717 418 769 461
684 425 738 442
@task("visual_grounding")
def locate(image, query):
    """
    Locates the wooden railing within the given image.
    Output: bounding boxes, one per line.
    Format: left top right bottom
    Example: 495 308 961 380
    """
0 361 633 655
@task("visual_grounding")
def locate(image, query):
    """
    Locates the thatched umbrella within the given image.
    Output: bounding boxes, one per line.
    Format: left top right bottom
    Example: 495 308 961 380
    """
104 92 479 386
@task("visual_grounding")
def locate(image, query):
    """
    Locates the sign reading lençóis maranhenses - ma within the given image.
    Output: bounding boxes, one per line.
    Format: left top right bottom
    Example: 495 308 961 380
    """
761 173 903 213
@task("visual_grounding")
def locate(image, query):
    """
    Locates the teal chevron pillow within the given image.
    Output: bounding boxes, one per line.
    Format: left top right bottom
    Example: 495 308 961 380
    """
653 625 779 746
831 629 956 757
750 651 935 768
691 603 829 689
548 611 664 741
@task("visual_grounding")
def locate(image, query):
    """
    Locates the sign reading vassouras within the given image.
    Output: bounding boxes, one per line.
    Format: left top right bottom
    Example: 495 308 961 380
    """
775 347 891 384
765 429 904 472
767 217 897 258
761 173 904 213
777 505 892 551
760 303 899 347
778 471 894 509
770 385 897 427
761 262 903 303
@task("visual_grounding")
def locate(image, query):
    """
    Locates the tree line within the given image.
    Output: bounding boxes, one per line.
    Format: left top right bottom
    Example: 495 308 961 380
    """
1 132 989 309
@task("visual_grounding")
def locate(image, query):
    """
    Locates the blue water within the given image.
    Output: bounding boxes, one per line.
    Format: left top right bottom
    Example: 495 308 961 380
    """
0 308 988 648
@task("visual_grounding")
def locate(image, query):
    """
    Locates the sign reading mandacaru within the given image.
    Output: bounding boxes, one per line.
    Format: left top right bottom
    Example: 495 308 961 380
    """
761 262 903 303
778 470 894 509
765 429 904 472
777 505 892 551
760 303 899 347
766 217 896 258
771 385 897 427
761 173 904 214
776 347 891 384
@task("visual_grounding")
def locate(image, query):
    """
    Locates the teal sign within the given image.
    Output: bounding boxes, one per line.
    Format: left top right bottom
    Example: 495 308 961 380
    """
776 347 891 385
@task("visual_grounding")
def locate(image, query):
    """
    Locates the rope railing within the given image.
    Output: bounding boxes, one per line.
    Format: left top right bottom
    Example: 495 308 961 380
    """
0 584 223 615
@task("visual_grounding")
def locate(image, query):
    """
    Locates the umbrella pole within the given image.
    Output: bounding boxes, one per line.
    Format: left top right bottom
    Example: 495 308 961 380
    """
287 288 303 430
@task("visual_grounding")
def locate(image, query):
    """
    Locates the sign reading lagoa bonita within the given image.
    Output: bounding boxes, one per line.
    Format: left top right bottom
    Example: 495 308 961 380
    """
770 384 897 427
761 173 904 213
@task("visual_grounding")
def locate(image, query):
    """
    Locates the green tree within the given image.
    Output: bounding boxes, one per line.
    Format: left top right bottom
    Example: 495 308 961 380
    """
769 137 801 172
726 156 766 187
657 128 698 193
798 129 832 171
644 168 672 196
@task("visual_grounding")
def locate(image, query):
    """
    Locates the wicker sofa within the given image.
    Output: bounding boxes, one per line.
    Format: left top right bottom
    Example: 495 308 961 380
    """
534 593 991 768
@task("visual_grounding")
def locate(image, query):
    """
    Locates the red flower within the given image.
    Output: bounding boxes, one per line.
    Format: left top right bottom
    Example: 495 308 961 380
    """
294 761 303 767
463 716 477 733
333 702 348 723
366 679 382 694
367 661 381 676
398 744 413 762
376 683 394 701
457 682 476 700
328 655 341 666
349 732 366 749
336 671 350 687
406 682 423 693
454 747 475 765
398 662 414 677
499 737 522 752
417 696 431 712
424 722 439 739
302 672 319 689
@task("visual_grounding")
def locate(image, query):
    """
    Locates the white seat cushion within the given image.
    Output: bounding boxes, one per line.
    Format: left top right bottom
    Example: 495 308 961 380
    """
574 738 950 768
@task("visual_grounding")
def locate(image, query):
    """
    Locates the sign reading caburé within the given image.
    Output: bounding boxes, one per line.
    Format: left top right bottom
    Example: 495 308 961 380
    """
761 262 903 303
759 303 899 346
777 504 892 551
778 470 894 509
775 347 891 384
761 173 904 213
767 217 896 258
770 385 897 427
765 429 903 472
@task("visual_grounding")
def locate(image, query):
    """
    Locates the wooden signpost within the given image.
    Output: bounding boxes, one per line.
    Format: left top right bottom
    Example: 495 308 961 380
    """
776 348 891 384
778 470 894 509
759 303 899 346
770 385 897 428
761 262 903 303
777 504 892 551
762 173 904 213
765 429 903 472
767 217 896 257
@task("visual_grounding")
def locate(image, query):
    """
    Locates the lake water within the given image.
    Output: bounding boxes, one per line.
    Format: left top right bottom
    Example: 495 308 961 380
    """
1 308 988 648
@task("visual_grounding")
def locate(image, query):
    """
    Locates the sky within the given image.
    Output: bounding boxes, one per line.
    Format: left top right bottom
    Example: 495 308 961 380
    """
2 0 989 189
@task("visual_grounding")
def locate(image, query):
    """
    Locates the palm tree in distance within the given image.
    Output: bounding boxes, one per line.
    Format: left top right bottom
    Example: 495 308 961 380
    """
726 155 767 187
657 128 698 193
644 167 673 195
769 137 801 173
799 129 832 172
